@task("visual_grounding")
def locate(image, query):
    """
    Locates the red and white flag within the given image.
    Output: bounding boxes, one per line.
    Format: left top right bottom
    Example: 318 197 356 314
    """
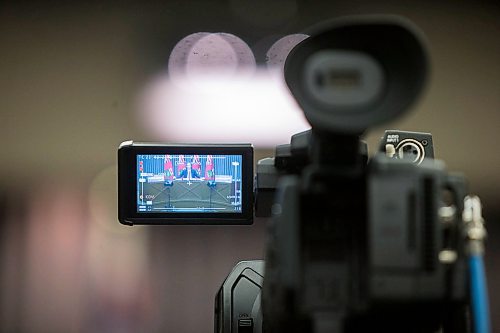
192 155 201 172
164 155 174 181
205 155 214 181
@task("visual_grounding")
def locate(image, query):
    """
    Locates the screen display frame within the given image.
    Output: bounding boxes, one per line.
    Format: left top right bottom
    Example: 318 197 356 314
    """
118 141 254 225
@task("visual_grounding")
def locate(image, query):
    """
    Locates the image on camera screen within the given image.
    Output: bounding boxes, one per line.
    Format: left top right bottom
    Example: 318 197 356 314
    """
137 154 243 213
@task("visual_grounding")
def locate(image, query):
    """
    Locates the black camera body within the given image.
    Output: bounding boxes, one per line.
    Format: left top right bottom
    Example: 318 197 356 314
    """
215 131 469 333
118 15 489 333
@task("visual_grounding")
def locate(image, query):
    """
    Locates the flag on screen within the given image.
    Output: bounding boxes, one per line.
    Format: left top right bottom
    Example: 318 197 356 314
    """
205 155 214 181
164 155 174 181
192 155 201 172
177 155 185 177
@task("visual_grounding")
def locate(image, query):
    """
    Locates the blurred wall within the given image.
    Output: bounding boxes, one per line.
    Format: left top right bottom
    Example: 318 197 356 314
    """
0 1 499 332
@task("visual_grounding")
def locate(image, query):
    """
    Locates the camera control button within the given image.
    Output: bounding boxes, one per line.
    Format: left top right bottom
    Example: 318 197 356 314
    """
238 318 253 332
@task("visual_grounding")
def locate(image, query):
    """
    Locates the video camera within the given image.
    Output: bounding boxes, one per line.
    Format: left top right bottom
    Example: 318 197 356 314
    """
118 16 490 333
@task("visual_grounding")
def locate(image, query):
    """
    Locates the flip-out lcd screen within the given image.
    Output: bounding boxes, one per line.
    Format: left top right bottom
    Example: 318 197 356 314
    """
118 142 253 225
137 154 243 213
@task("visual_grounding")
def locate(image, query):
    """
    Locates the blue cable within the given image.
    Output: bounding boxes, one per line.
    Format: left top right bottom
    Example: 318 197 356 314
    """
469 255 491 333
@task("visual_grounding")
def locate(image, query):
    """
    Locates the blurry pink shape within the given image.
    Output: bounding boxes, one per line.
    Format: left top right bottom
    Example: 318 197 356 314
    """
168 32 256 79
266 33 309 70
22 187 87 331
168 32 210 79
137 69 311 147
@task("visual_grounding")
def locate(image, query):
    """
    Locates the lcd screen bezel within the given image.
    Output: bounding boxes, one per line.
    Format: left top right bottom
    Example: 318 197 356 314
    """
118 142 254 225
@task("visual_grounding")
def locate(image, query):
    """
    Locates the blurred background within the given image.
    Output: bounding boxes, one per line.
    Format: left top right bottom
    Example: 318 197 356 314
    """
0 0 499 332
